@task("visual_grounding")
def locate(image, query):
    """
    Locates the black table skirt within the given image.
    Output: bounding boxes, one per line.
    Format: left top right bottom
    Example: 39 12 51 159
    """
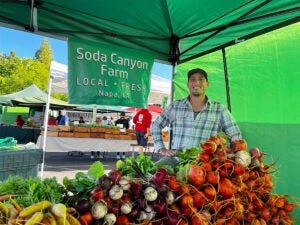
0 126 41 144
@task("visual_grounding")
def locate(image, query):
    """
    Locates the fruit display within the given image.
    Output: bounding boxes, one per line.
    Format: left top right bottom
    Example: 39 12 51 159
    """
0 136 299 225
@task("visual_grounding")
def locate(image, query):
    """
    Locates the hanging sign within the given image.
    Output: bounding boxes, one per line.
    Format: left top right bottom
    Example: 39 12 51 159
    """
68 37 154 108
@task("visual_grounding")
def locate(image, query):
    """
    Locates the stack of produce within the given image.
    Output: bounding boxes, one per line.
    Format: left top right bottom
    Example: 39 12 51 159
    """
0 136 298 224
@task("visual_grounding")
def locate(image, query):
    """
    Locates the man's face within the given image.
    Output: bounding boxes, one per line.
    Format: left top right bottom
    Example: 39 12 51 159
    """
187 73 209 97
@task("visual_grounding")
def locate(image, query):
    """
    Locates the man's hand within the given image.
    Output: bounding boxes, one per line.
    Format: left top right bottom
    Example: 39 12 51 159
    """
159 148 177 156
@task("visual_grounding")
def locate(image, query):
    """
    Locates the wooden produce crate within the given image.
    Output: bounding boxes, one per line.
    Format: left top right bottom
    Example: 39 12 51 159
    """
105 128 120 134
57 125 74 132
104 133 120 139
58 131 74 137
90 127 107 133
73 126 90 133
90 132 105 138
73 132 91 138
41 131 58 137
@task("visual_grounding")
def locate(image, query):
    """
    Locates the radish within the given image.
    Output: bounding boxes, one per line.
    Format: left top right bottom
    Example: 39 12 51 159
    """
165 210 181 225
119 177 131 191
109 185 124 200
109 169 122 183
153 200 167 215
144 186 158 201
97 175 112 190
127 208 139 220
166 191 175 205
104 213 117 225
120 202 132 214
235 150 251 167
129 180 143 197
91 200 108 219
152 168 168 185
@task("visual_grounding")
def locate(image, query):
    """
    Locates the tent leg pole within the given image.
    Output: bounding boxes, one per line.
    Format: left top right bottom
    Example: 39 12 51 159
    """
40 74 53 178
222 48 232 112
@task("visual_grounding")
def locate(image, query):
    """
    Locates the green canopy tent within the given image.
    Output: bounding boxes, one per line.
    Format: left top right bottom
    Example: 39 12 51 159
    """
0 1 299 64
0 84 76 109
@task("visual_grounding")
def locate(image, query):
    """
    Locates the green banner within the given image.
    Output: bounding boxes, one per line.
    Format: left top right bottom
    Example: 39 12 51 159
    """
68 37 154 108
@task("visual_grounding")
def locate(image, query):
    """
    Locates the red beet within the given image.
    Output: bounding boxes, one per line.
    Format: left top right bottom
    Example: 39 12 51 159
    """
129 180 143 197
152 168 168 185
109 169 122 183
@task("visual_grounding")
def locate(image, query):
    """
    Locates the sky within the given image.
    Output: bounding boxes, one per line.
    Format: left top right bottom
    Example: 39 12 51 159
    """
0 26 173 80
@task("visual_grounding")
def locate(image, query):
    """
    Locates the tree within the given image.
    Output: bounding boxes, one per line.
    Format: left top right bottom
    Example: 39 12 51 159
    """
34 38 53 68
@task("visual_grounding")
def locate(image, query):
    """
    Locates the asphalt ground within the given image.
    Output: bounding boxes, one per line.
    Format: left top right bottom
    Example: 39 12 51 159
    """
39 150 160 183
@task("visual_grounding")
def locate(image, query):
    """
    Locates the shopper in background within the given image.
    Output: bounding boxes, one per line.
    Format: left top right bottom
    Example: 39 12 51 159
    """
115 112 129 129
58 110 69 126
115 112 129 159
48 116 57 125
15 114 24 127
101 116 113 126
133 108 152 153
95 115 102 124
79 116 85 124
56 112 62 125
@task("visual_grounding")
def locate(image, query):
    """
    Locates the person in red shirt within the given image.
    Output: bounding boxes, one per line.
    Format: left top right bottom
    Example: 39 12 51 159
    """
48 116 57 125
15 114 24 127
133 108 152 153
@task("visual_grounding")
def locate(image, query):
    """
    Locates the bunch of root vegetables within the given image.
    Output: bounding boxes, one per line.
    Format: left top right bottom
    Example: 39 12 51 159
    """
2 136 297 225
61 136 297 225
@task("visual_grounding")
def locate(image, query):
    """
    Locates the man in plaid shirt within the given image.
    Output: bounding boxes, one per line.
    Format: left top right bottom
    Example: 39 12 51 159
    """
151 68 242 165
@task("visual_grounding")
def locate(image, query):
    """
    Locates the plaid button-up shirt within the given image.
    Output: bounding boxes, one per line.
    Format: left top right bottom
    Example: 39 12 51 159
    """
151 96 242 152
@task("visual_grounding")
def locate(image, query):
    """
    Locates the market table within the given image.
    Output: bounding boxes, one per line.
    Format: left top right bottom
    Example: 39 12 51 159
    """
36 135 138 158
0 126 41 144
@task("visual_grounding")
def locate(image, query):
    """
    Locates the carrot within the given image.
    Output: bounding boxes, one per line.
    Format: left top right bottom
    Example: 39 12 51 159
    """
0 194 21 201
10 198 22 213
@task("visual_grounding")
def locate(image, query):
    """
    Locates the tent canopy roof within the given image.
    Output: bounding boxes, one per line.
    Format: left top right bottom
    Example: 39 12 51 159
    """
0 84 76 109
1 0 299 64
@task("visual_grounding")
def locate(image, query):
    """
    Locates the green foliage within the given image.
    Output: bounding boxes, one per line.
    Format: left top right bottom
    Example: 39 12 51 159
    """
34 38 53 67
0 176 69 207
0 38 54 95
63 161 104 198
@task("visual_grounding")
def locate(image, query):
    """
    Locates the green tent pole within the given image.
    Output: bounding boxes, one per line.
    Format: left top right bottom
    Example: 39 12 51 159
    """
222 48 232 112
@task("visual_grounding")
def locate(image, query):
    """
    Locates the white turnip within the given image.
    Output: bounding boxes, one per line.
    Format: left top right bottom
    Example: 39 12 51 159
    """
109 185 124 200
118 177 131 191
104 213 116 225
235 150 251 167
91 200 108 219
120 202 132 214
144 186 158 202
165 191 175 205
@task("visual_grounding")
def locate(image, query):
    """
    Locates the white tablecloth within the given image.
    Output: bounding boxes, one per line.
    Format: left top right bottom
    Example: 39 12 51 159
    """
36 136 137 153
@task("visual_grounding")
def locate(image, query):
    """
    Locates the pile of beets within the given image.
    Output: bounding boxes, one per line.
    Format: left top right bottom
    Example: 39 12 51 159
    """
71 136 298 225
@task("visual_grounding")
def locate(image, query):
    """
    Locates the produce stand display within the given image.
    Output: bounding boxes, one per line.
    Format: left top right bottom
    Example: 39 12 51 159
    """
43 125 136 140
0 148 43 180
0 136 298 225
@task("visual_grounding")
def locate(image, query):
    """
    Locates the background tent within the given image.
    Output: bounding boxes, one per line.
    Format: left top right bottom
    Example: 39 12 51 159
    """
0 84 76 109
